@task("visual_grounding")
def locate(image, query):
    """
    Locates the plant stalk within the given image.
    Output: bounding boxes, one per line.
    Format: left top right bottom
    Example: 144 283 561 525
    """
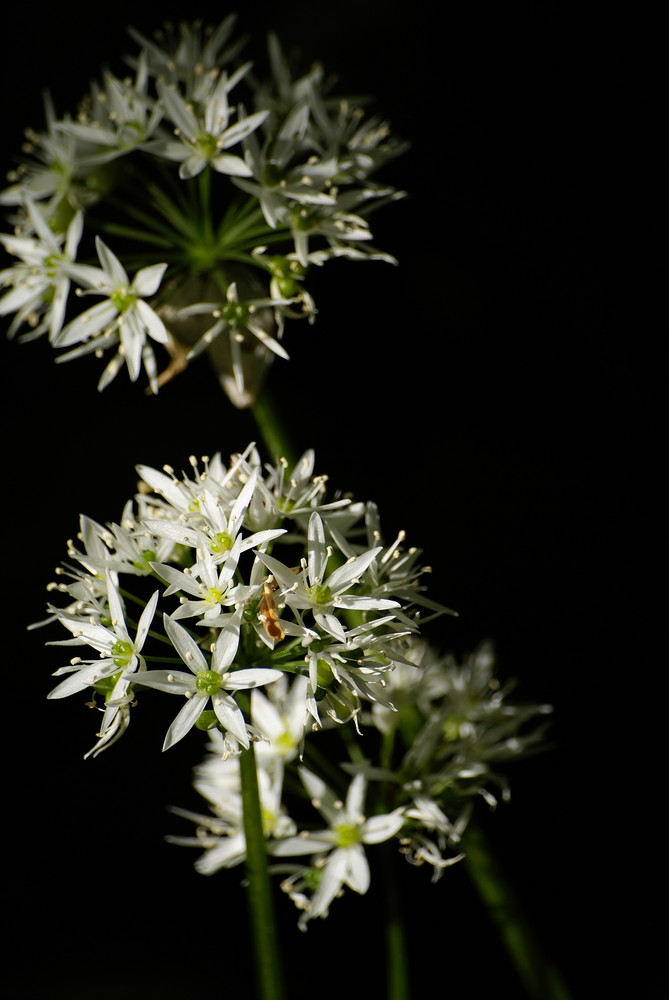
238 739 286 1000
462 821 573 1000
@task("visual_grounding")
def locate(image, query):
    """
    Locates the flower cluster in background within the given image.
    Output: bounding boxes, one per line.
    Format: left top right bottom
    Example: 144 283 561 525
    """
0 16 406 403
38 442 551 927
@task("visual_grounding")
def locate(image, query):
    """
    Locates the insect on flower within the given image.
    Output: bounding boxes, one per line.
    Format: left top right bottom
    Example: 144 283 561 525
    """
258 575 285 643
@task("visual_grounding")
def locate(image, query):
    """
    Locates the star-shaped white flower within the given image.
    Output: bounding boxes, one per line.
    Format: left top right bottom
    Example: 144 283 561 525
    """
256 510 399 641
272 769 405 922
0 197 83 341
141 466 285 564
153 75 268 179
137 613 282 750
53 235 169 387
150 537 251 623
47 570 159 739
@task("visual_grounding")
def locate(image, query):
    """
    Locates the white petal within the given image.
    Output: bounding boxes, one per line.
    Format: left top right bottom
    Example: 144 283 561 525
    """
327 547 383 594
135 590 160 649
55 300 118 346
132 262 168 298
224 668 282 690
363 810 406 844
163 614 208 673
212 693 249 747
163 695 207 750
211 153 252 177
307 512 327 584
211 622 241 673
95 236 128 286
344 845 370 894
219 110 268 148
135 297 169 344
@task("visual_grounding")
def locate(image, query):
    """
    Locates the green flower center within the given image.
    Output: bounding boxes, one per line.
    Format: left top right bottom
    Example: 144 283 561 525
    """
94 669 122 697
110 288 137 313
211 531 233 554
198 132 219 157
132 548 157 571
309 583 333 605
111 639 134 667
195 669 223 696
221 301 249 328
43 253 61 281
205 586 224 605
334 823 361 848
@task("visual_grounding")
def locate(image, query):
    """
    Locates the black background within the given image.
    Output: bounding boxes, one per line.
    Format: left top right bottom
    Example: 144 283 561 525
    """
1 2 656 998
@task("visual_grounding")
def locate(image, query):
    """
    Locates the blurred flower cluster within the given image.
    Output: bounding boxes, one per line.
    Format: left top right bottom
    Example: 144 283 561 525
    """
0 16 406 403
38 442 551 926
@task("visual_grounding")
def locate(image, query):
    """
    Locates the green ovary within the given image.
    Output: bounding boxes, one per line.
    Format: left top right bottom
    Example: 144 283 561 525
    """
309 583 333 605
110 288 137 313
206 586 224 605
94 670 122 697
221 301 249 328
195 669 223 696
198 132 219 157
334 823 361 848
111 640 134 667
315 658 335 690
132 548 157 571
211 531 233 554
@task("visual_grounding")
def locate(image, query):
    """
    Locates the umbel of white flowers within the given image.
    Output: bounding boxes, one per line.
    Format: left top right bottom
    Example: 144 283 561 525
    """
0 16 407 404
39 443 552 927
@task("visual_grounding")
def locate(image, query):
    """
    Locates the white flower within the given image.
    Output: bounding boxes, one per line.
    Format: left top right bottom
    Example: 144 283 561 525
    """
47 570 159 741
137 613 282 750
272 769 405 924
152 75 268 179
0 94 95 213
0 197 83 341
53 235 169 389
141 463 285 562
172 281 293 398
127 16 244 100
64 503 174 579
241 447 356 533
256 510 398 642
54 53 164 164
250 673 309 764
168 752 296 873
150 538 251 622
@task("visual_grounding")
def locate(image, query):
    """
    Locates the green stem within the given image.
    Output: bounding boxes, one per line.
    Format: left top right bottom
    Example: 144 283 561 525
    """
462 821 573 1000
379 731 411 1000
381 844 411 1000
251 384 298 467
238 738 286 1000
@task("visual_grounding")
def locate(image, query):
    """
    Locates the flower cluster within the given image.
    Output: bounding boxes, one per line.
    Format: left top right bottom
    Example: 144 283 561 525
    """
166 637 552 928
39 437 551 925
41 444 442 757
1 16 406 402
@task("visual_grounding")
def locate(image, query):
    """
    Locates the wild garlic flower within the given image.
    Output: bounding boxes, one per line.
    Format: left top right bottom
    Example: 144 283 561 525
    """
138 613 282 750
363 637 553 878
0 196 83 342
47 570 159 755
40 445 452 757
272 769 406 928
168 747 296 873
2 16 406 404
53 235 169 390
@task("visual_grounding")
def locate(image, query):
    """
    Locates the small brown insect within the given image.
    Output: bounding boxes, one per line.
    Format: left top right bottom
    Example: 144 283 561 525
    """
258 575 285 643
